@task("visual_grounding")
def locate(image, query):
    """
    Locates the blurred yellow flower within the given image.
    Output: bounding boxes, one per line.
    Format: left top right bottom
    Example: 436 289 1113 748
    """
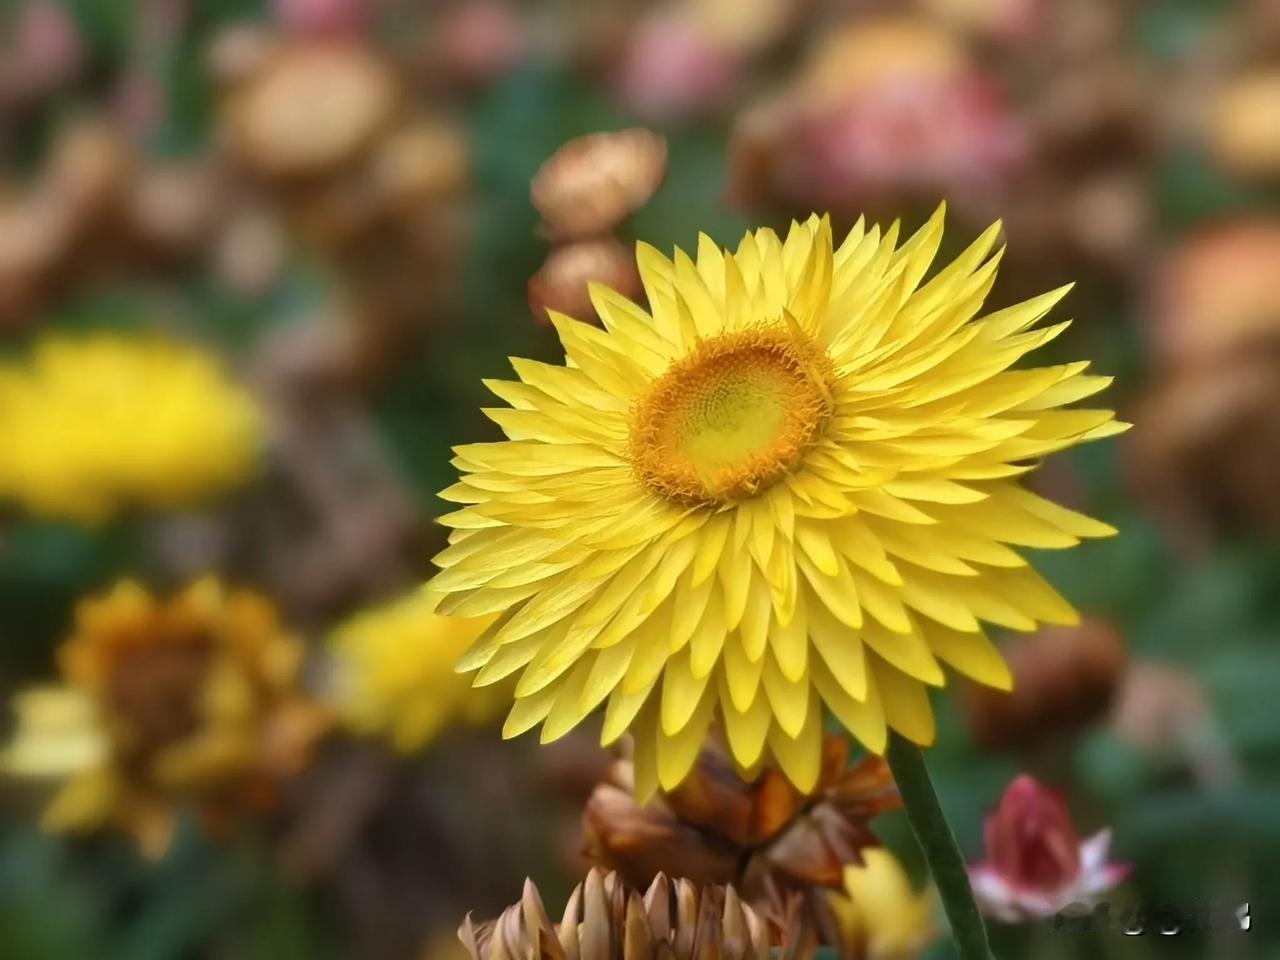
1 578 328 858
428 207 1123 799
1208 69 1280 179
0 332 264 523
832 847 937 959
2 688 107 777
329 593 504 752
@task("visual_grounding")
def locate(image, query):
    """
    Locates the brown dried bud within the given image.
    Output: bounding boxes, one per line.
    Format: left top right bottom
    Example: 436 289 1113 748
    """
1030 63 1153 169
206 23 278 88
530 129 667 239
1061 171 1148 266
582 781 741 888
213 206 286 296
226 44 398 178
963 620 1128 751
126 163 221 256
458 869 803 960
584 737 897 900
370 119 471 209
1128 345 1280 537
0 196 73 328
45 119 133 225
528 238 641 325
724 98 789 211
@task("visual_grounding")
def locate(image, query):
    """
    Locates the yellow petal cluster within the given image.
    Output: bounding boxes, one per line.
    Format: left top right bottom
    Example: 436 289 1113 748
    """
1 578 327 858
0 332 264 523
831 848 937 959
328 592 504 752
427 206 1124 797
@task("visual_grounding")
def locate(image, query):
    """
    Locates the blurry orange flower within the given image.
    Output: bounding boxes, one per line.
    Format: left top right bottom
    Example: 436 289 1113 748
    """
1207 69 1280 179
1148 221 1280 365
2 579 328 858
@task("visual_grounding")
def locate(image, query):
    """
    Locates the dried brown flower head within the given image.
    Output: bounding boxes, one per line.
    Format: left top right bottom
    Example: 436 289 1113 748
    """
962 620 1127 751
528 238 642 325
126 162 222 257
459 869 813 960
371 119 471 208
0 195 73 327
227 43 398 178
1129 345 1280 537
584 736 898 898
45 119 134 224
530 129 667 239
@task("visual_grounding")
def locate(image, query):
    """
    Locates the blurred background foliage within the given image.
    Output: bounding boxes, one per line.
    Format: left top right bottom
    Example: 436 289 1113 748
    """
1 0 1279 957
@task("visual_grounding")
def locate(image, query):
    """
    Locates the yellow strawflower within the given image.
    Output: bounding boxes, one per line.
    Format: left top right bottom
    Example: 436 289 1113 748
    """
832 847 937 958
0 332 264 523
1 579 329 858
427 206 1123 798
328 593 504 752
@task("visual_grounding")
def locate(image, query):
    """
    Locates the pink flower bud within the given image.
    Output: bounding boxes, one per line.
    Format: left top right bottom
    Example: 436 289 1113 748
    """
614 8 738 121
970 774 1130 923
273 0 365 38
985 775 1081 893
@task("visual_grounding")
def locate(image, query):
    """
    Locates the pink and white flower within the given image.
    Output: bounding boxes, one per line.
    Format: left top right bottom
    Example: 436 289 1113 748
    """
969 774 1130 923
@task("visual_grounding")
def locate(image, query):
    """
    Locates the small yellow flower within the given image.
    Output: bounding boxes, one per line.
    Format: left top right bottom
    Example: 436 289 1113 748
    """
328 593 504 752
832 847 937 959
428 206 1124 798
0 332 264 523
1 579 328 858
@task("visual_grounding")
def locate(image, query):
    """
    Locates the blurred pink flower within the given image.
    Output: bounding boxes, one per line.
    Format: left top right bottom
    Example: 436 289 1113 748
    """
969 775 1130 923
787 72 1026 207
274 0 366 37
13 1 82 89
111 72 164 138
615 7 738 121
428 1 525 90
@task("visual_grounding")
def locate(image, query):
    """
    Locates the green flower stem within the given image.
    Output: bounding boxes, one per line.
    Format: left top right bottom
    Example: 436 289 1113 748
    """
885 733 994 960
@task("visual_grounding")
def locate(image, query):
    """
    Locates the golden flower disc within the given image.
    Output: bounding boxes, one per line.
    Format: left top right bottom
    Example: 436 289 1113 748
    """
630 324 832 502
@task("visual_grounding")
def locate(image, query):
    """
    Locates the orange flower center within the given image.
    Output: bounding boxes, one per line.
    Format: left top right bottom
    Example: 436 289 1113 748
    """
630 324 833 503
